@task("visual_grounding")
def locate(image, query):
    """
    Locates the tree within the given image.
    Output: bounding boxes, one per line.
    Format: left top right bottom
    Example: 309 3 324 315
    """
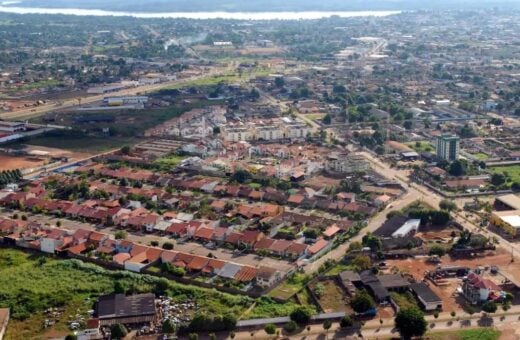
213 126 221 135
482 301 497 313
231 169 252 183
284 321 298 333
449 160 465 177
439 199 457 212
290 306 312 325
162 319 176 334
150 240 159 247
361 233 382 251
114 230 127 240
429 245 446 257
65 335 77 340
162 242 174 250
340 315 354 328
491 173 506 187
275 77 285 88
188 333 199 340
209 333 217 340
351 290 375 314
351 255 372 270
394 307 427 340
110 324 128 339
323 114 332 125
323 319 332 338
264 323 276 335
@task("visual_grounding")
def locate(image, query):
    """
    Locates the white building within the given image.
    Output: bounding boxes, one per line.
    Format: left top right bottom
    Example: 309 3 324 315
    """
326 154 370 174
436 134 460 161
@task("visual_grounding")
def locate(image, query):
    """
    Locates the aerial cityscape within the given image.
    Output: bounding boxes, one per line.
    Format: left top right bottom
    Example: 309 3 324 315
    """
0 0 520 339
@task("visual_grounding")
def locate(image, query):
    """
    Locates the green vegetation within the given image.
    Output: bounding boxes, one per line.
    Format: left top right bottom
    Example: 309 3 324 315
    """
23 130 134 153
9 79 62 91
395 307 427 340
489 165 520 187
0 248 256 339
472 152 489 160
390 292 419 310
246 297 307 319
428 328 500 340
407 141 434 153
268 273 310 300
153 154 187 170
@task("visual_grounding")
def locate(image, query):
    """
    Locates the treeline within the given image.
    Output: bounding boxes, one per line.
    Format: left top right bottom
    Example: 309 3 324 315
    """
0 169 23 187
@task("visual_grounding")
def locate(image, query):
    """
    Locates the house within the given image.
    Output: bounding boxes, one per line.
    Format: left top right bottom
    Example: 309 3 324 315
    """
77 318 102 340
269 240 292 257
239 230 265 248
374 194 392 207
323 225 341 240
462 272 500 304
234 266 258 282
307 238 330 257
256 266 281 288
95 293 156 326
40 228 68 254
338 271 361 296
378 274 410 292
410 283 442 311
286 242 308 259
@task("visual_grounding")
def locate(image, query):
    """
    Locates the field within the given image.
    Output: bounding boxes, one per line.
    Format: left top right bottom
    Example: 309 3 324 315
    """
0 153 46 171
406 141 435 153
489 165 520 184
0 248 259 339
309 279 351 313
268 273 310 300
22 131 134 153
427 328 501 340
472 152 490 160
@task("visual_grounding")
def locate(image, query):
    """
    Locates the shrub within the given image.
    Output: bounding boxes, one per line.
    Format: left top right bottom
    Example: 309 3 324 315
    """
340 315 354 328
162 242 174 250
290 306 312 325
284 321 298 334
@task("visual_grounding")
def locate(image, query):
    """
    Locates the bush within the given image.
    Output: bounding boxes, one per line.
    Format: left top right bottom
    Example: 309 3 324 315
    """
482 301 497 313
264 323 276 335
290 306 312 325
162 242 174 250
351 290 375 314
114 230 127 240
150 240 159 247
340 315 354 328
429 245 446 257
284 321 298 333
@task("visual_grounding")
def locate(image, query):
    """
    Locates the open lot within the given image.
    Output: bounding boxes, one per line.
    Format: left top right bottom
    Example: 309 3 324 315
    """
0 153 46 171
489 164 520 184
385 250 520 313
309 279 351 313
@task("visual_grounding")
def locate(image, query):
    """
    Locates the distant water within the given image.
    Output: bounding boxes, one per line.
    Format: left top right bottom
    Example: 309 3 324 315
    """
0 5 401 20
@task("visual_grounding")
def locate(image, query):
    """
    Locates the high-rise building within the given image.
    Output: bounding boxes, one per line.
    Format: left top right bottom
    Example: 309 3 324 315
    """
436 134 460 161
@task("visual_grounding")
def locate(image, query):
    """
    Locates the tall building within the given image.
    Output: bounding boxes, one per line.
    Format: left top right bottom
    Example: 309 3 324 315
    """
436 134 460 161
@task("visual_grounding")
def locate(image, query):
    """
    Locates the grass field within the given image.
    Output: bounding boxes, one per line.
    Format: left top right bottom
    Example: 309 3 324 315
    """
165 67 272 90
489 164 520 184
472 152 489 160
406 141 434 153
24 132 134 153
8 79 62 92
268 273 310 300
428 328 500 340
153 154 187 170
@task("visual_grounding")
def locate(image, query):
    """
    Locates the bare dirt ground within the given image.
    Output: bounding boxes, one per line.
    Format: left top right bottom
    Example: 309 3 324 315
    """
310 279 352 313
0 153 46 171
385 250 520 313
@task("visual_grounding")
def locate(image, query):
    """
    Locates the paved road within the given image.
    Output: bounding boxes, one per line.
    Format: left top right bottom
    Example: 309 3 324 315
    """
227 307 520 339
358 150 520 265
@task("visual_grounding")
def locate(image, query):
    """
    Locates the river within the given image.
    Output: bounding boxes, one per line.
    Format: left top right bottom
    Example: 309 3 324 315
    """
0 5 401 20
